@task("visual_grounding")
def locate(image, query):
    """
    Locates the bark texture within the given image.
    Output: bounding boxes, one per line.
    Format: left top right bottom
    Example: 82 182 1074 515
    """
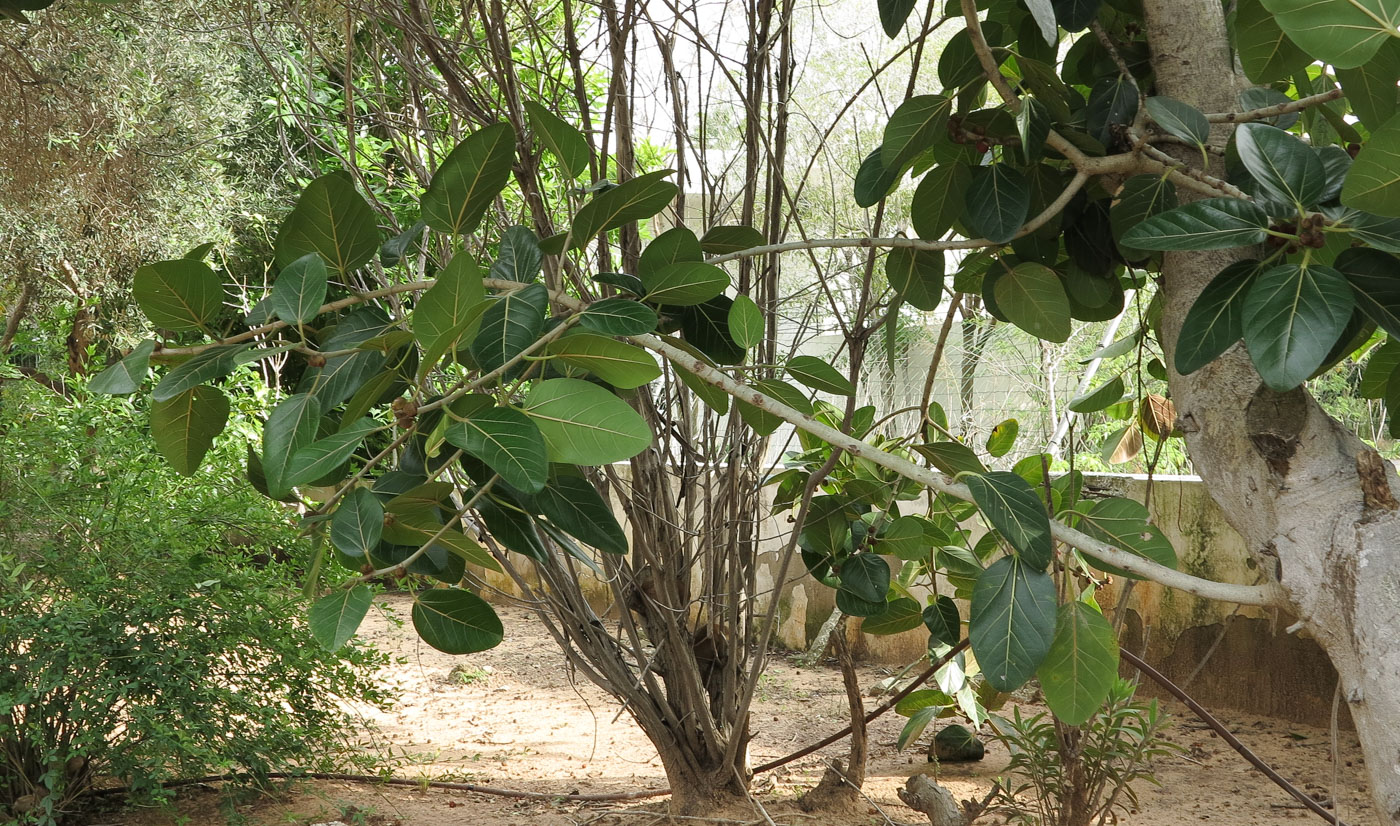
1144 2 1400 820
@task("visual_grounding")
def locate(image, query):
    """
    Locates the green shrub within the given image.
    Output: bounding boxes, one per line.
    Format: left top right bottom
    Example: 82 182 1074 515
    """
0 384 390 825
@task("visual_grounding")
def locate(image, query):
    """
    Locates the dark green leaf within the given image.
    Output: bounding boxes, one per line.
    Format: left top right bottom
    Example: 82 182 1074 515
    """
680 296 746 364
309 586 374 652
878 0 918 36
878 515 928 560
1236 123 1328 209
1086 75 1138 146
883 95 954 174
854 146 902 208
570 170 678 248
911 164 973 240
787 355 855 395
1361 338 1400 398
964 471 1053 570
133 259 224 331
594 271 646 296
522 378 653 464
1068 375 1125 412
1017 96 1051 164
1121 197 1271 250
1336 40 1400 130
445 405 548 492
1237 86 1300 129
489 225 544 283
923 595 962 646
1235 0 1312 83
863 597 925 635
151 343 251 402
736 378 813 436
886 246 945 311
381 220 426 268
1051 0 1101 31
421 123 516 236
579 298 659 336
412 589 504 654
641 261 730 306
639 227 703 274
840 553 891 603
700 224 766 254
914 441 986 476
469 282 549 374
331 488 383 557
1036 601 1119 725
1076 497 1178 577
1347 210 1400 252
1259 0 1400 68
275 172 380 275
1337 247 1400 338
1242 263 1355 390
523 101 590 179
1112 175 1179 261
533 473 627 554
270 252 329 326
964 165 1030 245
151 385 229 477
667 337 731 414
993 262 1072 342
969 556 1057 691
262 393 322 499
1343 114 1400 217
287 417 379 486
546 332 661 388
89 340 156 395
1145 96 1209 146
300 309 392 408
896 706 941 752
1175 260 1260 374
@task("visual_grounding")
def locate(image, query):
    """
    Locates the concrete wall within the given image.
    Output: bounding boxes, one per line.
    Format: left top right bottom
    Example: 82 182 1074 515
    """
479 470 1343 728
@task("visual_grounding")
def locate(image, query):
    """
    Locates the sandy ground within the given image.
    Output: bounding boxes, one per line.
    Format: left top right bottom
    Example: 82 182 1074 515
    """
94 593 1374 826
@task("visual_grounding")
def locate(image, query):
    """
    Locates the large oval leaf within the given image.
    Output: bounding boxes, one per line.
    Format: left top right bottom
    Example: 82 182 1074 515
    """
993 262 1071 342
570 170 678 248
1342 114 1400 217
421 123 516 236
1145 96 1209 147
964 471 1053 571
1111 175 1179 261
839 553 892 603
1175 260 1260 375
445 404 549 493
523 102 589 179
532 473 628 554
727 294 764 349
152 343 251 402
522 378 653 465
151 385 230 477
546 333 661 389
286 417 380 487
469 283 549 374
1075 497 1178 577
964 165 1030 244
912 164 973 240
886 247 945 311
1120 197 1271 250
89 340 156 395
578 298 659 336
275 172 380 275
786 355 855 396
270 252 329 326
262 393 323 499
133 259 225 332
883 94 953 174
331 487 384 558
1338 247 1400 338
1259 0 1400 68
862 597 925 635
700 224 765 254
1236 123 1328 209
641 261 730 306
969 556 1057 692
1036 601 1119 726
310 585 374 652
1235 0 1312 82
415 254 485 354
412 589 504 654
1242 263 1355 390
489 225 544 283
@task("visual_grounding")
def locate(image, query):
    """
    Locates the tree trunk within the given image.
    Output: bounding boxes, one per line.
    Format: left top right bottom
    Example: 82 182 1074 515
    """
1145 2 1400 820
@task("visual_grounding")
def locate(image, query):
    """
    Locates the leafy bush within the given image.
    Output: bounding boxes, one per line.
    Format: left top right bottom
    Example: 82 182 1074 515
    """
0 384 390 825
987 678 1180 826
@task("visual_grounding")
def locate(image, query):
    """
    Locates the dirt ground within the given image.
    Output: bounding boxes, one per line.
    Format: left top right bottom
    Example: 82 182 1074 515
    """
94 593 1374 826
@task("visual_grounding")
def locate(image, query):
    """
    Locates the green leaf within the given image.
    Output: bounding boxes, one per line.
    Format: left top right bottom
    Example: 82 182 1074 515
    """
938 22 1007 89
1362 338 1400 397
641 261 730 306
415 255 485 355
669 346 731 415
1023 0 1059 45
1346 210 1400 252
1343 114 1400 217
680 296 746 365
885 246 945 311
1234 0 1312 82
522 378 653 465
570 170 678 248
964 165 1030 244
1338 248 1400 338
1036 601 1119 726
1068 375 1125 413
262 393 322 499
863 597 925 635
878 0 918 36
786 355 855 395
412 589 504 654
911 164 973 240
286 417 380 487
532 473 627 554
1076 497 1178 577
1175 260 1261 374
133 259 225 331
896 706 941 751
309 586 374 652
1236 123 1328 209
578 298 658 336
523 101 590 179
151 385 230 477
736 378 813 436
1016 96 1051 164
1121 197 1271 250
1238 86 1301 129
1051 0 1101 30
969 556 1057 692
275 172 380 275
1336 40 1400 130
639 227 703 274
547 332 661 389
331 487 383 557
700 224 765 254
853 146 902 208
489 226 544 283
985 418 1019 457
965 471 1053 571
914 441 986 476
1086 75 1139 146
840 553 891 603
421 123 516 236
469 283 549 374
728 294 765 349
270 252 329 326
924 595 962 646
883 95 954 174
302 309 394 408
878 516 928 560
150 344 250 403
89 340 156 395
1145 97 1209 147
1243 263 1355 390
594 271 646 296
1112 175 1179 261
1259 0 1400 68
993 262 1072 342
446 404 549 493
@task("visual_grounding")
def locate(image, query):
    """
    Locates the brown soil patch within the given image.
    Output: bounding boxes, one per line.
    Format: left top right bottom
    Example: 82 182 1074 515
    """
93 593 1373 826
